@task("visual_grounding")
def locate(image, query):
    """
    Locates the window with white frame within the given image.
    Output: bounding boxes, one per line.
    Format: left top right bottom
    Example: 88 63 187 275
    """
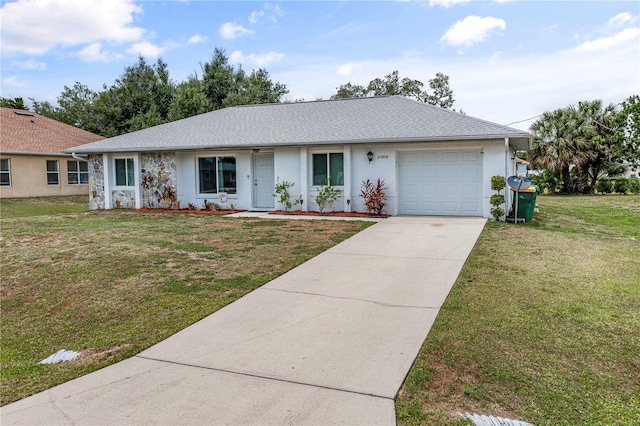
198 156 237 194
46 160 59 185
312 153 344 186
0 158 10 186
67 160 89 185
115 158 134 186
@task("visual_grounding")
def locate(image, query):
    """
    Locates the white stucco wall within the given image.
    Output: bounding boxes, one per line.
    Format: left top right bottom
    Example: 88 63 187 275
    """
94 139 515 217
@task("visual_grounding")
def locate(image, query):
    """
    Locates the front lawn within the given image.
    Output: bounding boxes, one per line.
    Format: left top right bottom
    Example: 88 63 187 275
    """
397 195 640 425
0 195 89 218
0 208 371 405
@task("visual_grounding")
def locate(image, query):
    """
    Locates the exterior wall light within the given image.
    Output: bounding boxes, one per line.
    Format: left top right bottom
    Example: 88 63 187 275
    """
367 151 373 163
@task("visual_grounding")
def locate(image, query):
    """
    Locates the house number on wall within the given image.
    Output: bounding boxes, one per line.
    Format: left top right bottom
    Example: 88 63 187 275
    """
377 155 389 159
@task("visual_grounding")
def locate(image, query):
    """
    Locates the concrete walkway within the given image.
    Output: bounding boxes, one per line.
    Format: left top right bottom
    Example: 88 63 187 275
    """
2 216 486 425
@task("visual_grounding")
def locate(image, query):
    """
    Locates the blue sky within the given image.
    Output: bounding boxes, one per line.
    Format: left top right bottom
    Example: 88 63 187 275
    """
1 0 638 131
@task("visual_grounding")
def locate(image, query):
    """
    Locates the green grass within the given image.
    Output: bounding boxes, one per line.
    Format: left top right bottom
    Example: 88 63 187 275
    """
0 196 89 218
0 205 372 405
396 194 640 425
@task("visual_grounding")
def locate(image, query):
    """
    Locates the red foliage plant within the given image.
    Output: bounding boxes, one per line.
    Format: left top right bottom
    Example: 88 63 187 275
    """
359 178 388 216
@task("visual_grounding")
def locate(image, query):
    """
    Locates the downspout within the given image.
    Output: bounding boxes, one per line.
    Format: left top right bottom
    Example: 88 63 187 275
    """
504 138 510 218
71 152 88 161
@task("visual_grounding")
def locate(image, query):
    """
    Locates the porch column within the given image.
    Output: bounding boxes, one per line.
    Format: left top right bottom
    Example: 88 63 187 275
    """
300 147 308 212
343 145 351 212
103 153 112 209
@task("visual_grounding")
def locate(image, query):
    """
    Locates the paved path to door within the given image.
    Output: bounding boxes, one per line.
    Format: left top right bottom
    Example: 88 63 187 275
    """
2 216 486 425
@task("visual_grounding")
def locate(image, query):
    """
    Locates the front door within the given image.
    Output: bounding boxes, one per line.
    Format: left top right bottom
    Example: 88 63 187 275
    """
253 153 275 209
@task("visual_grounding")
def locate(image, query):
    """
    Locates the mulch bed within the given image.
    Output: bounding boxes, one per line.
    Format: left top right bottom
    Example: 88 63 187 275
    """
137 208 244 215
269 210 389 218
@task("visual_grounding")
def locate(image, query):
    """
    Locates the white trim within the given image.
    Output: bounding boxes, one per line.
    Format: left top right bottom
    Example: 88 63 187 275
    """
133 153 141 209
194 154 238 197
0 157 11 187
343 146 352 211
46 159 60 186
300 147 308 211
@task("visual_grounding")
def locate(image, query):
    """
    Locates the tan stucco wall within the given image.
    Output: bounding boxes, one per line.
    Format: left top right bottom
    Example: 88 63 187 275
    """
0 154 90 198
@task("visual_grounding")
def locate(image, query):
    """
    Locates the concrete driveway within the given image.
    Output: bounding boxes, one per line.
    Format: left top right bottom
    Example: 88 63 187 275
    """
2 216 486 425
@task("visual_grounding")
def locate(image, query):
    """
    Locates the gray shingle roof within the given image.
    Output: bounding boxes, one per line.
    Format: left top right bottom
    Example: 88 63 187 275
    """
66 96 531 154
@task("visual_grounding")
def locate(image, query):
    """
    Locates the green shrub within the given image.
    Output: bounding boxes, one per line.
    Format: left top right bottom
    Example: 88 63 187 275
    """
313 181 342 213
531 169 562 194
596 178 612 194
613 178 630 194
490 194 505 206
491 175 506 192
273 179 301 212
628 178 640 194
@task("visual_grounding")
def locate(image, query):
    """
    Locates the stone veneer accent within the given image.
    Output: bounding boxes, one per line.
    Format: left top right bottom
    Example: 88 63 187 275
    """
140 152 177 208
88 155 105 210
111 189 135 208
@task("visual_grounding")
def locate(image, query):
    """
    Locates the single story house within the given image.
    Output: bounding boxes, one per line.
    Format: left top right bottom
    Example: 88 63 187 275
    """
0 108 104 198
66 96 531 217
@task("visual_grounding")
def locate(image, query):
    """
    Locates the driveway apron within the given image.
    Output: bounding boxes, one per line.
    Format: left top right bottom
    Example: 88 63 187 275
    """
2 216 486 425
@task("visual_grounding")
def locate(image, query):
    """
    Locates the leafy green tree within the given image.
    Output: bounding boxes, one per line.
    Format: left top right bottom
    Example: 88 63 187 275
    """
330 70 456 109
614 95 640 168
92 56 176 136
0 97 28 110
201 48 235 111
425 72 454 109
55 82 98 128
168 77 210 121
332 82 367 99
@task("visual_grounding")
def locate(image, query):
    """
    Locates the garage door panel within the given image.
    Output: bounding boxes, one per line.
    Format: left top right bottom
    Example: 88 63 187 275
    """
399 150 483 216
463 151 480 161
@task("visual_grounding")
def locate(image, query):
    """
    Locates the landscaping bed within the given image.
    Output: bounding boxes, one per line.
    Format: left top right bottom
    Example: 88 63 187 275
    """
137 208 244 215
269 209 389 218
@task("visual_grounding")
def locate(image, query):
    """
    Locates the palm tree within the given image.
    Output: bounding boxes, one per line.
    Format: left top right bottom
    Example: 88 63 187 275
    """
575 100 619 193
529 106 585 193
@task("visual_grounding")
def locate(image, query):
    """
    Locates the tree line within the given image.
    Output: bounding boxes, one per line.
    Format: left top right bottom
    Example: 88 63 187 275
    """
1 50 457 138
528 96 639 194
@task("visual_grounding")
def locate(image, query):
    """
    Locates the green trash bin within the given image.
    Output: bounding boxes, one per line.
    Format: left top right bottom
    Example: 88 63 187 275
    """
510 186 537 222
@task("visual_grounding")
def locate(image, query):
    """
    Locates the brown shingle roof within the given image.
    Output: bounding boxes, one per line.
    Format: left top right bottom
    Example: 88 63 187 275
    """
0 108 104 154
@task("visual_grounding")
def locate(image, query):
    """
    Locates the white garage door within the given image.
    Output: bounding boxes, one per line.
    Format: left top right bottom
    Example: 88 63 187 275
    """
398 150 483 216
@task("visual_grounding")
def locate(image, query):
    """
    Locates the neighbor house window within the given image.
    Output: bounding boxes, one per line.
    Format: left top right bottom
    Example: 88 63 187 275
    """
312 153 344 186
67 160 89 185
0 158 10 186
115 158 134 186
46 160 59 185
198 156 236 194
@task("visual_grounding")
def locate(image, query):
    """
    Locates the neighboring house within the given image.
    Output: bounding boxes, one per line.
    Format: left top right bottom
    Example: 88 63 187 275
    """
0 108 104 198
65 97 531 217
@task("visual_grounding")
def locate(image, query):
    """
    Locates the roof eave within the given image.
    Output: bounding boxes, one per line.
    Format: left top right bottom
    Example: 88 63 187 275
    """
65 133 532 154
0 150 75 156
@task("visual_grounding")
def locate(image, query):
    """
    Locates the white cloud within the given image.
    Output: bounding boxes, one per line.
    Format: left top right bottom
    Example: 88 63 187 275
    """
229 50 284 66
249 9 264 25
0 0 144 55
249 3 285 24
440 16 506 52
188 34 207 44
571 28 640 53
543 24 558 32
219 22 254 40
126 41 176 58
3 76 27 87
429 0 470 8
10 59 46 70
76 42 112 62
608 12 637 27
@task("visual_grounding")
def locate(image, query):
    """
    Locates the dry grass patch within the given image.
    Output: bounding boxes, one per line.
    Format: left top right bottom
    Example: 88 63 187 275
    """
1 209 372 405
